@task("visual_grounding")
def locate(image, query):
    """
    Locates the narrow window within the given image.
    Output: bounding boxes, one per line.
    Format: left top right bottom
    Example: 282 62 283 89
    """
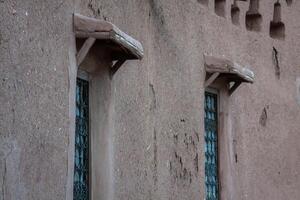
245 0 262 32
215 0 226 17
231 0 240 25
204 91 219 200
270 1 285 40
73 78 89 200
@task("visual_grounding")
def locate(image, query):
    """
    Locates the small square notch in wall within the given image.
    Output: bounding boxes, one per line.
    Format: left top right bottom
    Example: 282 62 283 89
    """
215 0 226 17
270 2 285 40
246 0 262 32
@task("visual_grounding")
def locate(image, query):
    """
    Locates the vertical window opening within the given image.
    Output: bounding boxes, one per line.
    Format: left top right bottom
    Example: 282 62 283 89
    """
245 0 262 32
270 1 285 40
215 0 226 17
231 0 240 25
204 91 219 200
286 0 292 6
73 78 89 200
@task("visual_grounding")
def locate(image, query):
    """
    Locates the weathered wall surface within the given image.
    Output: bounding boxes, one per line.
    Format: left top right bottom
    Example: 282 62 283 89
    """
1 0 300 200
0 0 75 199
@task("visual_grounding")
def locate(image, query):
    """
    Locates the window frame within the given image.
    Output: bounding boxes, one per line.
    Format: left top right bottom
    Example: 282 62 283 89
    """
204 87 220 200
74 70 91 200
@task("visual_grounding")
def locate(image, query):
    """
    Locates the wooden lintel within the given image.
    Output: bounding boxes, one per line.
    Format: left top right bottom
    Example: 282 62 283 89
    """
204 54 254 84
74 13 114 33
75 31 110 39
229 81 242 95
76 37 96 67
74 13 144 60
110 59 126 77
205 72 220 87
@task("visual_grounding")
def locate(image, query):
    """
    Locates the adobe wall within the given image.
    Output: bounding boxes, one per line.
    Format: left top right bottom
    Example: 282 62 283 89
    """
0 0 74 199
0 0 300 200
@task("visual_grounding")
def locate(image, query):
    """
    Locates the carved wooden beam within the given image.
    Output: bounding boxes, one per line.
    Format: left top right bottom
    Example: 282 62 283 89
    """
110 59 126 77
204 54 254 95
204 55 254 83
76 37 96 66
74 13 144 60
205 72 220 87
229 81 242 96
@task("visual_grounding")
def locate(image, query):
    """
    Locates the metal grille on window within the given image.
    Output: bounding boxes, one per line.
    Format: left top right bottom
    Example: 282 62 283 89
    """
74 78 89 200
204 92 219 200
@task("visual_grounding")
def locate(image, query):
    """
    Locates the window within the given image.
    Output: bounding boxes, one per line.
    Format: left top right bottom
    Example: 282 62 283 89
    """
71 14 144 200
73 78 89 200
204 91 219 200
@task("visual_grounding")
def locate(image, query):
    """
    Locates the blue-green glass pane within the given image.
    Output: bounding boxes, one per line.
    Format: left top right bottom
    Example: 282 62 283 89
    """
205 92 219 200
74 78 89 200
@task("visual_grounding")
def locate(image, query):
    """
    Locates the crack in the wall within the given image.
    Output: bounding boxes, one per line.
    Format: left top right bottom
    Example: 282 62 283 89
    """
149 83 156 111
259 107 268 127
193 129 199 142
272 47 280 79
153 129 158 187
169 120 199 184
194 153 198 173
183 132 196 151
233 139 238 163
173 133 178 145
88 0 99 16
183 133 188 149
171 151 193 185
148 0 165 26
148 0 180 56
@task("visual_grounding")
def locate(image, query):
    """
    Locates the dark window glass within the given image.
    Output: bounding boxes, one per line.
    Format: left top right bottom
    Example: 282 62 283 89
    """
73 78 89 200
204 92 219 200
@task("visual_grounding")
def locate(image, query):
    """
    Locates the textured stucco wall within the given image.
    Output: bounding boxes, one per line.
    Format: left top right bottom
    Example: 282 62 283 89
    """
1 0 300 200
0 0 75 200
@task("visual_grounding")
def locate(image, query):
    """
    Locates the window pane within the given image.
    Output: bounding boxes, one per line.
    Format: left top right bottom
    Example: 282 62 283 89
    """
74 78 89 200
205 92 219 200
